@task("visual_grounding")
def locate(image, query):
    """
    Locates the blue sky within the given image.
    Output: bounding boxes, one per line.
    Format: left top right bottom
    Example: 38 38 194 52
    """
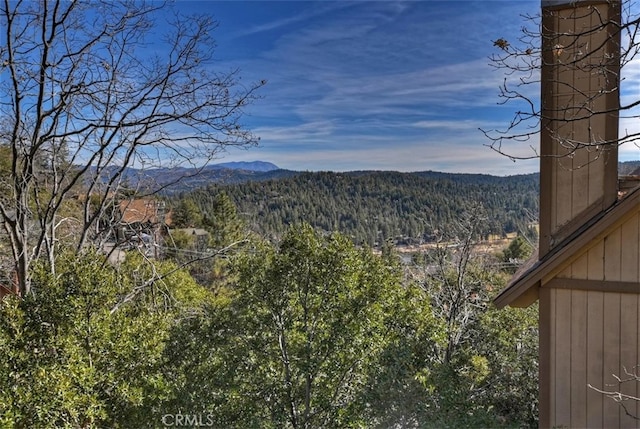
172 0 639 175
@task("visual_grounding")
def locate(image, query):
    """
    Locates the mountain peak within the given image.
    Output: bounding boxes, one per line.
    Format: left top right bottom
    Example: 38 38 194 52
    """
212 161 279 172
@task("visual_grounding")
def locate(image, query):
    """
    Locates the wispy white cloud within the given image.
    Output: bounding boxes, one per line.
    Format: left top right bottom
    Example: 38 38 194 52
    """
226 2 353 39
203 0 542 174
412 119 499 131
208 0 640 175
252 120 336 142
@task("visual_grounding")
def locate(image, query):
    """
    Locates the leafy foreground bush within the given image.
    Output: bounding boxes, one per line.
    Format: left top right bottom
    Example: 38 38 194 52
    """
0 251 208 428
0 227 538 428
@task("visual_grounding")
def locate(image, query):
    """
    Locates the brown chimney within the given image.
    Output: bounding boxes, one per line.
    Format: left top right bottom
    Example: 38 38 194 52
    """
539 0 621 257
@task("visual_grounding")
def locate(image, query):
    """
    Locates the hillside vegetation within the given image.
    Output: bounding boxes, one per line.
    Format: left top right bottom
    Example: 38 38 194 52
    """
182 170 539 245
0 166 542 427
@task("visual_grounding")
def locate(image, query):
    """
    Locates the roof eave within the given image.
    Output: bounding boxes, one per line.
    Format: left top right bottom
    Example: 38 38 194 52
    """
494 187 640 309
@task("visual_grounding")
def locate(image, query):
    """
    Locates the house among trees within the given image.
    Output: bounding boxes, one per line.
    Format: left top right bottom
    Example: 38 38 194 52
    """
116 198 169 256
170 228 209 250
494 0 640 427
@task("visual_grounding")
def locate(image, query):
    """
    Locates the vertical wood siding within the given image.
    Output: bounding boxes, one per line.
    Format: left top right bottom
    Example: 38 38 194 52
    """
544 212 640 427
561 212 640 283
545 289 639 428
539 1 619 257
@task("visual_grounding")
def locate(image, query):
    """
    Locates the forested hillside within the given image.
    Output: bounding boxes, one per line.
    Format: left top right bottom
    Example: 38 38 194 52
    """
183 170 539 245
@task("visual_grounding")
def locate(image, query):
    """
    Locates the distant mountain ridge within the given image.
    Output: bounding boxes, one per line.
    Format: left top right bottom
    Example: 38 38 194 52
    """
86 161 292 192
620 160 640 175
90 159 640 194
85 160 640 245
208 161 279 172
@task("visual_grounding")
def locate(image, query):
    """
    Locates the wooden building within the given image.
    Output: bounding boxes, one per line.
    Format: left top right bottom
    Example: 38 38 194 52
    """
493 1 640 427
116 198 168 256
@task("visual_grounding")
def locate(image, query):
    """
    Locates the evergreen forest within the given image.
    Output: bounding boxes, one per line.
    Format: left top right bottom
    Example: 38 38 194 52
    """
181 170 539 246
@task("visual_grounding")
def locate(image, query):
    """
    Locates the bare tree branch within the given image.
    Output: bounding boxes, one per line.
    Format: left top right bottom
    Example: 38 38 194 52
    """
109 237 249 314
589 366 640 420
484 1 637 161
0 0 265 295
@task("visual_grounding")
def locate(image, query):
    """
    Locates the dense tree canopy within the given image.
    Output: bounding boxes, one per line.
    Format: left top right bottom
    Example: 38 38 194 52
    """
0 251 211 428
0 1 543 426
0 218 539 428
183 171 539 246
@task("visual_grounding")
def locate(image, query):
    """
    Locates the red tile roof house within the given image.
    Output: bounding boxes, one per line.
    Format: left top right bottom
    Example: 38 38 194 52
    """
494 1 640 427
116 199 169 257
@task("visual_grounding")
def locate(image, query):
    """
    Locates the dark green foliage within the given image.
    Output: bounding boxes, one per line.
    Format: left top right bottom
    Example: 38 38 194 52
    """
181 171 538 246
502 235 535 273
503 235 534 261
165 192 248 287
160 289 243 428
0 251 210 428
402 212 539 428
192 224 408 428
360 283 444 427
0 210 540 428
475 305 539 427
201 192 246 248
170 198 203 228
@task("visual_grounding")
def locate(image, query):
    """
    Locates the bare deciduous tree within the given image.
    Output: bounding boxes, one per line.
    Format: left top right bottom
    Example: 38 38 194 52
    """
409 208 492 364
0 0 264 295
483 0 640 161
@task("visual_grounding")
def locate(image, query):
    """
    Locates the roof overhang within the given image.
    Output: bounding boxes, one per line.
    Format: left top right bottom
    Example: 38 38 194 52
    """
494 187 640 308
